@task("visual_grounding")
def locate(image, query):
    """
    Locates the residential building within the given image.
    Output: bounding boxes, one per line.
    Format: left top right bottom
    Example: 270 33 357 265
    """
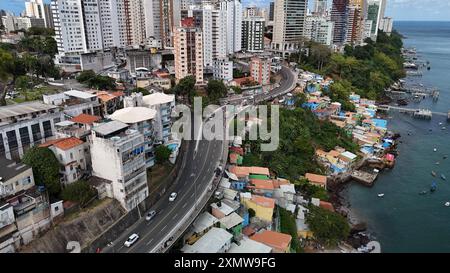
212 58 233 82
181 227 233 253
330 0 349 45
346 0 365 45
143 0 162 48
174 17 204 84
182 4 227 68
218 212 244 238
125 49 163 75
40 137 88 185
241 16 265 52
184 211 218 245
367 0 384 40
90 120 148 211
305 173 327 189
313 0 328 15
110 107 157 167
0 101 63 161
379 16 393 35
55 113 101 139
220 0 242 54
250 57 271 86
96 91 124 116
0 16 45 32
303 15 334 46
229 237 272 253
268 2 274 21
0 158 51 253
240 193 275 222
42 90 102 118
25 0 54 28
272 0 307 56
250 230 292 253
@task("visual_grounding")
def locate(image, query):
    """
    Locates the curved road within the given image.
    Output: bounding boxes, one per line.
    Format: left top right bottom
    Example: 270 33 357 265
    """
102 65 297 253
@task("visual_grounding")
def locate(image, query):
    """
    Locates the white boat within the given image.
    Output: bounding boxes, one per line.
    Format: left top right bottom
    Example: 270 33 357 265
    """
378 193 385 198
445 202 450 207
434 148 437 152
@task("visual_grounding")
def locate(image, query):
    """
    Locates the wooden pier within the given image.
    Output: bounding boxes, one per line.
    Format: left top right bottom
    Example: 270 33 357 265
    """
378 105 449 120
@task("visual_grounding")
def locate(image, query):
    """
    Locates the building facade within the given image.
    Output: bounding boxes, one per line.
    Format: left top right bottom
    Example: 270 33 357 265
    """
213 58 233 82
242 16 265 53
250 57 271 86
303 15 334 46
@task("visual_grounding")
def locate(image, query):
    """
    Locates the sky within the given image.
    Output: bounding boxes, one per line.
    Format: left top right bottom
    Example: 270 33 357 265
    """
1 0 450 21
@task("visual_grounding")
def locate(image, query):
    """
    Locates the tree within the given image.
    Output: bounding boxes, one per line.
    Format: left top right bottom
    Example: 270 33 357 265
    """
15 75 32 101
131 87 150 96
279 207 303 253
206 79 228 104
155 145 172 164
172 75 196 103
76 70 116 90
0 49 15 105
248 208 256 218
61 180 97 207
306 205 350 247
76 70 96 83
22 146 61 197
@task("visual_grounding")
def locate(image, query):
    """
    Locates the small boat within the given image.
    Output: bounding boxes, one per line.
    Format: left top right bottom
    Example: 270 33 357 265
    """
431 171 437 177
439 122 443 125
434 148 437 152
377 193 385 198
419 190 427 195
445 202 450 207
442 127 446 130
431 182 437 192
444 155 448 160
436 162 440 165
441 174 447 180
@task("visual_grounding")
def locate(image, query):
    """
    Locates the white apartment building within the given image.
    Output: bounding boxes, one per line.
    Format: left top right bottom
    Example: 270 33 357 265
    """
144 0 162 48
202 5 227 68
272 0 307 56
25 0 54 28
303 15 334 47
142 93 175 143
90 121 148 211
1 16 45 33
0 101 63 161
242 16 265 53
213 58 233 82
174 18 204 84
98 0 126 48
110 107 157 167
41 137 88 185
379 17 393 35
220 0 242 54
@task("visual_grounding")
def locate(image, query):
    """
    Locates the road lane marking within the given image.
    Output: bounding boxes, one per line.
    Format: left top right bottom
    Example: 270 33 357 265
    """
172 213 178 220
162 225 167 231
182 203 187 208
146 239 154 246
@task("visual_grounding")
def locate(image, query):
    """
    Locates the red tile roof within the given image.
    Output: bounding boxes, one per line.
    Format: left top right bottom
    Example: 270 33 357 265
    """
305 173 327 186
251 195 275 209
70 114 101 124
54 137 84 151
319 201 335 212
250 230 292 252
249 179 274 190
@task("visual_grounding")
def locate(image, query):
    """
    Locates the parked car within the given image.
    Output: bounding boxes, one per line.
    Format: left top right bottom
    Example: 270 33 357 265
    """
146 210 156 221
124 234 139 247
169 192 177 202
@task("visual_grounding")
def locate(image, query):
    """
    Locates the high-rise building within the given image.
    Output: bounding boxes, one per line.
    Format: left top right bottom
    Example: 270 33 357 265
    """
250 57 271 86
90 120 149 211
269 2 275 21
174 18 204 84
244 5 258 17
313 0 327 15
367 0 384 40
99 0 126 49
379 16 393 35
330 0 349 45
242 16 265 52
144 0 162 47
272 0 308 56
220 0 242 54
159 0 180 48
303 15 334 46
25 0 54 28
181 4 227 69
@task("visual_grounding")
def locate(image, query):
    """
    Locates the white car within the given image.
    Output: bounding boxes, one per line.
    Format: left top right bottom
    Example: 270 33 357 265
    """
169 192 177 202
124 233 139 247
146 210 156 221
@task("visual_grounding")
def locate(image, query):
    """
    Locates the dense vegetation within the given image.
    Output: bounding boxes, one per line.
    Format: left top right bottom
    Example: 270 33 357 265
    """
293 178 330 201
279 207 303 253
205 79 228 105
292 31 405 102
155 145 172 164
170 75 196 104
22 146 61 197
306 205 351 247
76 70 116 90
243 107 358 181
0 27 60 105
61 180 97 207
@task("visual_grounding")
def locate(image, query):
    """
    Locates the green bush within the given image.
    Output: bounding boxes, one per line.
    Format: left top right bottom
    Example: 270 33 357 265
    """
279 207 303 253
306 205 350 247
61 180 97 207
155 145 172 164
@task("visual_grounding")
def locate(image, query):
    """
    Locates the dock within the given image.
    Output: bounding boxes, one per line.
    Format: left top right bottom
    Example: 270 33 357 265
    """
351 170 379 186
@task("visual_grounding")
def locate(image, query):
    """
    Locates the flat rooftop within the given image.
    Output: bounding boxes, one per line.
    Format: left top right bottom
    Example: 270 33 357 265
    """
92 120 129 137
0 157 31 182
0 101 58 120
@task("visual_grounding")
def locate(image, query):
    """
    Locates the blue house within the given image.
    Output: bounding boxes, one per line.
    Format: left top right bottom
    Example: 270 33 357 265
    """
231 181 247 191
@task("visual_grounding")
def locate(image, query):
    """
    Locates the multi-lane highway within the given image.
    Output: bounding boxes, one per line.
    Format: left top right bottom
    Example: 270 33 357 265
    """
101 65 297 253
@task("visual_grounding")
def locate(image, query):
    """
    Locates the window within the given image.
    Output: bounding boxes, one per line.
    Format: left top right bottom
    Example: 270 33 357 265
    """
31 123 42 141
70 153 73 159
22 176 32 186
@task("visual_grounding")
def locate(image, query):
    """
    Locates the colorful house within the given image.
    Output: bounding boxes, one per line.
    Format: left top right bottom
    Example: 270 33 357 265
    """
240 193 275 222
219 212 244 238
